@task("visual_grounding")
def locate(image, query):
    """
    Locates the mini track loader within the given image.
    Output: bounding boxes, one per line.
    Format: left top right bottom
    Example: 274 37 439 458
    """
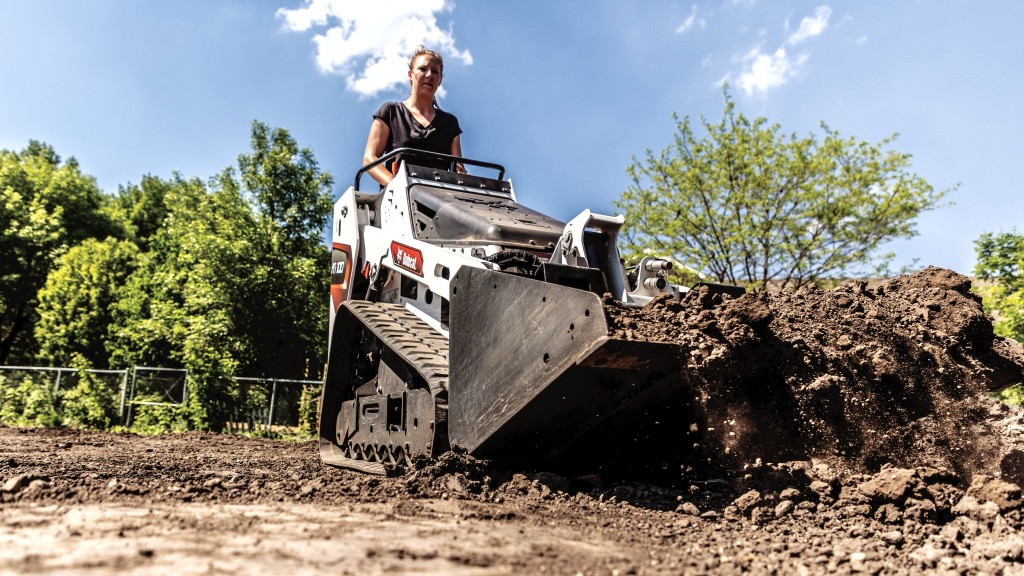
319 149 737 476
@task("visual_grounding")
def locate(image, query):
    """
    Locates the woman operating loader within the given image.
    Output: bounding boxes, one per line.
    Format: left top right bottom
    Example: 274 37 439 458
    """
363 46 465 186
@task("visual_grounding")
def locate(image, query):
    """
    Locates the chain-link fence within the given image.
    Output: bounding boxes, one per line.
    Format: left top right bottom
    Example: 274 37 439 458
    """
0 366 128 425
0 365 321 435
123 366 188 426
227 377 321 435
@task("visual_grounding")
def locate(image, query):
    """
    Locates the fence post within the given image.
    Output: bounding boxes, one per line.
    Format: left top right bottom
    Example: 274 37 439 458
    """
118 370 129 422
267 379 277 429
53 368 62 396
126 366 140 427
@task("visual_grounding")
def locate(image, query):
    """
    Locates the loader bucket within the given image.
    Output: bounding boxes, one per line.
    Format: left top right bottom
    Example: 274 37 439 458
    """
449 267 686 475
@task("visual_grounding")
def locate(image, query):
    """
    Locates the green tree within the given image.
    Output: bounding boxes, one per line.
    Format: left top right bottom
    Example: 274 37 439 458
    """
239 121 333 252
229 121 333 380
34 238 141 368
975 230 1024 342
0 142 117 363
616 88 952 291
108 175 247 429
108 174 173 250
106 176 205 371
107 122 332 430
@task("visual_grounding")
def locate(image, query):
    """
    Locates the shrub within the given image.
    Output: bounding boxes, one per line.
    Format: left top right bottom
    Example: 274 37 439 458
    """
128 396 189 434
0 374 61 427
61 369 119 429
297 383 320 437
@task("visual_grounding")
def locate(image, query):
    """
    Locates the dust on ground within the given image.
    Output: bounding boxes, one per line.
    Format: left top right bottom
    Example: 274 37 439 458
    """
4 266 1024 575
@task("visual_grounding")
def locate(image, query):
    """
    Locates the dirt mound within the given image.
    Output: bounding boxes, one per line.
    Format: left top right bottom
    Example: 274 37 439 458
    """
604 267 1024 482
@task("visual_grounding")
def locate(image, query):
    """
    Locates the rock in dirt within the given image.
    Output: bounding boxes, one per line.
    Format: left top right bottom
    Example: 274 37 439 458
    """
2 474 49 494
857 468 925 504
966 474 1024 512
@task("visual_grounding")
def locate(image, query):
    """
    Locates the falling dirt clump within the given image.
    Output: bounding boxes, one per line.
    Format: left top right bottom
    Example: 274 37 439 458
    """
605 267 1024 483
401 448 496 498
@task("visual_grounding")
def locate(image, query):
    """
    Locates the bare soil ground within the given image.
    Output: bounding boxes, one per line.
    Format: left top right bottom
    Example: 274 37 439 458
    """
5 267 1024 575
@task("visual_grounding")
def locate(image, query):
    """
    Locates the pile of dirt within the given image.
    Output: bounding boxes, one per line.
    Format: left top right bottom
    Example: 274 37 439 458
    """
604 266 1024 484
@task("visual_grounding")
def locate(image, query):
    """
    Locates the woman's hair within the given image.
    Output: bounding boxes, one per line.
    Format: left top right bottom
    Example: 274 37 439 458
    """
408 46 444 76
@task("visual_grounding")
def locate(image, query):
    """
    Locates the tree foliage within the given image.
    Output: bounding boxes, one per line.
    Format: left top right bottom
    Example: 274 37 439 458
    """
0 119 334 433
0 142 118 363
104 121 333 430
616 88 951 291
108 174 173 251
229 121 333 379
239 121 333 252
975 230 1024 342
35 238 140 368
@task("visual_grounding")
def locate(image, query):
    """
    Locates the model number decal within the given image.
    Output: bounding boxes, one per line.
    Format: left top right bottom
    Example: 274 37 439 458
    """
390 241 424 276
330 243 353 311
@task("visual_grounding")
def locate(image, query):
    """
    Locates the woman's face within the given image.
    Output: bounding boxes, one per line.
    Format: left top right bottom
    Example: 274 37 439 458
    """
409 55 443 95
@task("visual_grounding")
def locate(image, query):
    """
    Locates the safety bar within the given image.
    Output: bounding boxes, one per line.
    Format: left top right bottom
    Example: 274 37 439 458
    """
355 147 506 191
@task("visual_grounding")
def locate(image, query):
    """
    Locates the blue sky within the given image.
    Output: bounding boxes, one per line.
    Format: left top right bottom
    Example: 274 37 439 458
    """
2 1 1021 276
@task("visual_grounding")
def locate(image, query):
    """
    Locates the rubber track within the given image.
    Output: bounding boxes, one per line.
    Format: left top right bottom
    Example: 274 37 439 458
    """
343 301 449 396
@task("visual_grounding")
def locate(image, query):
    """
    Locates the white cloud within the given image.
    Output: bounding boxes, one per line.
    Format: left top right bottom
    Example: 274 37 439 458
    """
731 5 830 96
675 5 706 35
787 5 831 45
277 0 472 99
736 48 805 95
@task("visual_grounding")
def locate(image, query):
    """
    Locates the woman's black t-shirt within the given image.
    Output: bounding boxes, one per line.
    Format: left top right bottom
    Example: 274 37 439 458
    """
373 102 462 169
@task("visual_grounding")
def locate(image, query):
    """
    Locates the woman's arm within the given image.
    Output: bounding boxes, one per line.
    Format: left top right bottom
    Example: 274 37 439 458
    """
451 134 466 174
363 118 394 186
